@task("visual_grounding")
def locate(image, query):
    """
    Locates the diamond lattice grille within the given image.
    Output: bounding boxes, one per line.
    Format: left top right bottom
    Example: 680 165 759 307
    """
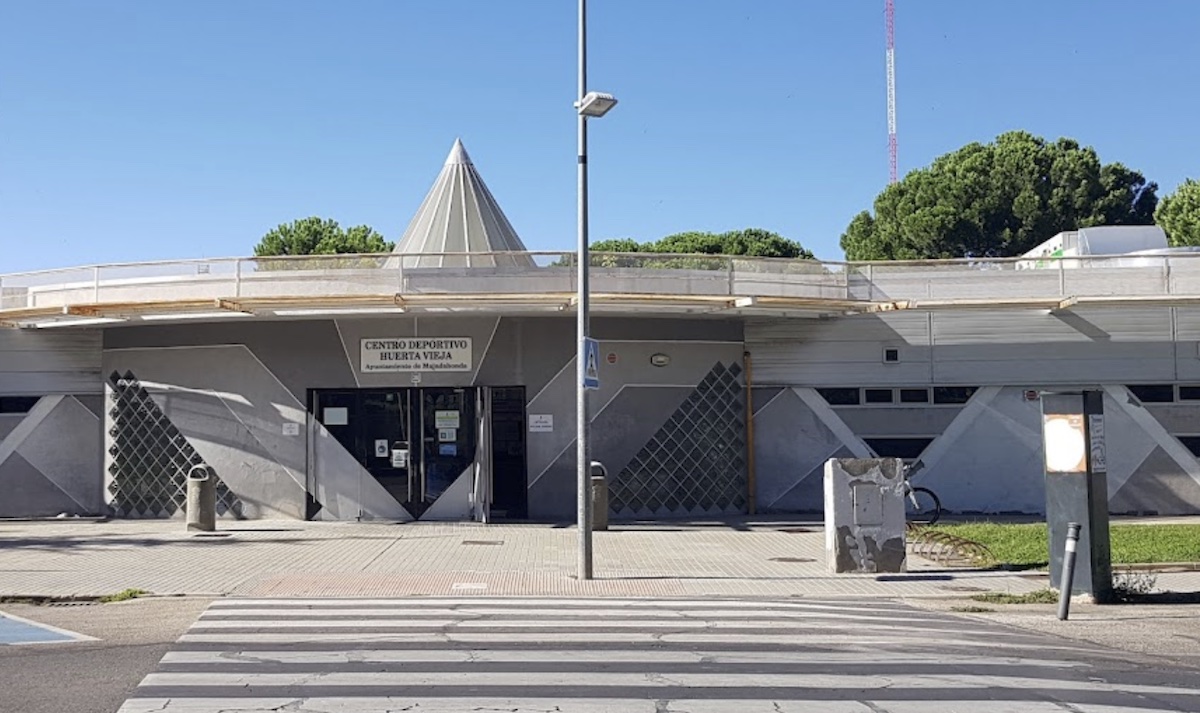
106 371 243 518
608 361 747 518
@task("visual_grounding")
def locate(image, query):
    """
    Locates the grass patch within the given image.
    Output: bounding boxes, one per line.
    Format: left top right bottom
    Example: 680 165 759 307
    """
950 605 995 613
970 588 1059 605
97 588 149 603
924 523 1200 568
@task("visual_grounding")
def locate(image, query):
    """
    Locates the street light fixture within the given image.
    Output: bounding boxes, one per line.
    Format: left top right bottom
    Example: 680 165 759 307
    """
576 0 617 581
576 91 618 118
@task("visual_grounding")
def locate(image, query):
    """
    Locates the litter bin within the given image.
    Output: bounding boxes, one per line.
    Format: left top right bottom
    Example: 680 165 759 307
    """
590 460 609 531
186 464 216 532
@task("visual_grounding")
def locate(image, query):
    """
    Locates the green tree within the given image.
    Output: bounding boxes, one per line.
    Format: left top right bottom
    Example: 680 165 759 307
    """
589 238 643 253
557 230 813 267
649 228 814 259
253 217 393 257
1156 179 1200 247
840 131 1159 260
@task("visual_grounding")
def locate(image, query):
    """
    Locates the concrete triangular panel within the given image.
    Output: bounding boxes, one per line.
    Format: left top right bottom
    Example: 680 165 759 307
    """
420 464 476 521
15 395 101 514
755 389 846 511
1109 446 1200 515
0 452 88 517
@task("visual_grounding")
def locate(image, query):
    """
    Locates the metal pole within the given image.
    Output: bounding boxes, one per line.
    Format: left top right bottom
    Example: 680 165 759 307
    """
575 0 593 580
1057 521 1081 620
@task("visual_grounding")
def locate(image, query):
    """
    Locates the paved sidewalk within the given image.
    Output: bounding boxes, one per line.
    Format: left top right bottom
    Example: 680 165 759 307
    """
0 518 1049 599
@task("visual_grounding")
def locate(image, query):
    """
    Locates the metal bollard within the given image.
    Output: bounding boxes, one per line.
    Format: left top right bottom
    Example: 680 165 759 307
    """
590 461 608 531
1057 521 1081 620
186 464 216 532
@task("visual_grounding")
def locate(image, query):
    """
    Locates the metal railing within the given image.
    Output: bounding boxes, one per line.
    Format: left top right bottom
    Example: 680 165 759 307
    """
2 250 1200 313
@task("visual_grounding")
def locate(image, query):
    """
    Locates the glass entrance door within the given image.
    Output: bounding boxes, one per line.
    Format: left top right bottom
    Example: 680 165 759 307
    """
418 388 476 513
311 387 478 519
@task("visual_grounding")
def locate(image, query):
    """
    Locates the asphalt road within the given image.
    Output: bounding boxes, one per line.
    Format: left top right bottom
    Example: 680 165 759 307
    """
0 597 211 713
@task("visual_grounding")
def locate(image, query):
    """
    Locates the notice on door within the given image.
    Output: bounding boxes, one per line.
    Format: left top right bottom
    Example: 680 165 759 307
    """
435 410 460 429
375 439 388 458
360 338 472 373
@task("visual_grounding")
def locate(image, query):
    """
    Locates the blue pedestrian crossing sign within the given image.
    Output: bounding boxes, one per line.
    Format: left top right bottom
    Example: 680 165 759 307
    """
583 337 600 390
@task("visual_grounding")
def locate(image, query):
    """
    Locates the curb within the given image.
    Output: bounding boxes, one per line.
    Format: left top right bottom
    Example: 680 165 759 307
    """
0 592 226 605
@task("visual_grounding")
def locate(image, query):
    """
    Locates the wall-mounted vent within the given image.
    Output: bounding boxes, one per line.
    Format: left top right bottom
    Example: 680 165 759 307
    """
883 347 900 363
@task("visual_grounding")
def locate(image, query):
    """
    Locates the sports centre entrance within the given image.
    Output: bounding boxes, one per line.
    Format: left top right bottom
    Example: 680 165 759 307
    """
309 387 528 520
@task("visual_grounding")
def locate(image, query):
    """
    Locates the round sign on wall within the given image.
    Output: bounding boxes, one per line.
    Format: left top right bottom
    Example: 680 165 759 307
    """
606 352 618 365
650 353 670 367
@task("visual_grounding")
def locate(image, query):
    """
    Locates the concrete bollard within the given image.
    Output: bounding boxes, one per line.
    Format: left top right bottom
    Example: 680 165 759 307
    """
186 464 216 532
590 461 608 531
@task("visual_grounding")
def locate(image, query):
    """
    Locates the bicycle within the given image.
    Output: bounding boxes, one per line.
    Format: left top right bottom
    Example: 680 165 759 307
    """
902 460 942 525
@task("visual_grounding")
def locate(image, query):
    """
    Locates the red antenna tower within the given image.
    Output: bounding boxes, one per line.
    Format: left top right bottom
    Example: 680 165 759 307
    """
886 0 897 183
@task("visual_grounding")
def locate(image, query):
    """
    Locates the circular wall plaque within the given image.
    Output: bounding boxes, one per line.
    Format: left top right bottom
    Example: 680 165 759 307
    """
650 353 670 367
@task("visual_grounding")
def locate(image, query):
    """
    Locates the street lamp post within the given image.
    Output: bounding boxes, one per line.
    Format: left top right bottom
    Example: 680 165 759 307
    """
575 0 617 581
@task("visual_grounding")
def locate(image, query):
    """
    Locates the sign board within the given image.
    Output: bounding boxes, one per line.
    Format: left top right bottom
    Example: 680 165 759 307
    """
435 410 460 429
583 337 600 390
439 428 457 442
375 439 389 458
1088 414 1107 473
529 414 554 433
282 422 300 436
323 407 349 426
360 338 472 373
1043 414 1087 473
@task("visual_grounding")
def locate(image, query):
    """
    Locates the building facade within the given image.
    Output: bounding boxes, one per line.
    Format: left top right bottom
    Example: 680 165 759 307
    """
3 141 1200 521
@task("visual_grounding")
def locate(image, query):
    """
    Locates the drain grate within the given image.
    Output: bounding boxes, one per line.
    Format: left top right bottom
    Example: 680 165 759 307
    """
462 540 504 546
769 556 815 563
778 527 812 534
939 584 986 592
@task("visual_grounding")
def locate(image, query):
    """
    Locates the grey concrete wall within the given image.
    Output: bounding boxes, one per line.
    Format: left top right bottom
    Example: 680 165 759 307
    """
103 346 308 519
746 306 1200 387
752 383 1200 516
524 328 745 520
102 316 746 521
0 329 102 395
0 396 102 517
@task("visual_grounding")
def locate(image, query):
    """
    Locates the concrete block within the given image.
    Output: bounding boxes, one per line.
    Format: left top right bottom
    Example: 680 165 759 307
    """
824 458 907 573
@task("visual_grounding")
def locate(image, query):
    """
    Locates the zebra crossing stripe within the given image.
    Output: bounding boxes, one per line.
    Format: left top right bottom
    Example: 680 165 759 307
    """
117 597 1198 713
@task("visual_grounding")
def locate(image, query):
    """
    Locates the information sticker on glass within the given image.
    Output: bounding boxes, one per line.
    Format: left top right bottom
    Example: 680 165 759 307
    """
438 428 456 442
435 410 460 429
439 443 458 457
323 407 349 426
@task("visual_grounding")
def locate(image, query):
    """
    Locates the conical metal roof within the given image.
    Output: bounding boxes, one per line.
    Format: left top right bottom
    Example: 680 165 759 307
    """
390 139 534 268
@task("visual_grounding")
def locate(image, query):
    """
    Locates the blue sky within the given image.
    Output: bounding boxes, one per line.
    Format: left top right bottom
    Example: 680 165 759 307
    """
2 0 1198 272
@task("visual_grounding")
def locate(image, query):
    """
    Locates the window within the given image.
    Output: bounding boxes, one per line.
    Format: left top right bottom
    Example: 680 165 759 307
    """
864 389 894 404
0 396 40 414
817 388 860 406
900 388 930 404
1178 437 1200 458
864 437 934 460
1179 386 1200 401
933 387 978 405
1127 384 1174 404
883 347 900 363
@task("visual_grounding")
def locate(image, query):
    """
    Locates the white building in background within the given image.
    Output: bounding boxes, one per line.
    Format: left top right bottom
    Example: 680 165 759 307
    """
2 140 1200 521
